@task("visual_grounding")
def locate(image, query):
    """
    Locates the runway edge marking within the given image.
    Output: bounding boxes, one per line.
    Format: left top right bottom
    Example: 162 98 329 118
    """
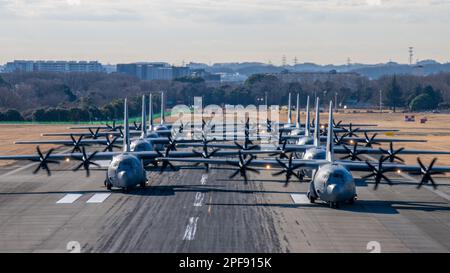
56 193 83 204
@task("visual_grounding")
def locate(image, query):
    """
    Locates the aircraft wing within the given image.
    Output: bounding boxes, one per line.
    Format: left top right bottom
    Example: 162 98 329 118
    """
333 147 450 155
0 149 282 162
156 157 326 169
338 161 450 173
14 139 109 145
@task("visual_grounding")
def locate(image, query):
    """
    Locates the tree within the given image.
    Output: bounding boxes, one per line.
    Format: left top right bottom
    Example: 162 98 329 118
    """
410 93 435 111
3 109 24 121
384 76 404 112
409 85 443 111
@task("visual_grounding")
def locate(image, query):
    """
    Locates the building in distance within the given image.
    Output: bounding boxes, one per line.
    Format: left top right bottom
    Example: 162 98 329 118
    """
4 60 105 73
117 62 191 81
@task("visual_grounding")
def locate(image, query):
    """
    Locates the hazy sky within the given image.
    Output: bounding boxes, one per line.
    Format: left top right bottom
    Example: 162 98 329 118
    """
0 0 449 65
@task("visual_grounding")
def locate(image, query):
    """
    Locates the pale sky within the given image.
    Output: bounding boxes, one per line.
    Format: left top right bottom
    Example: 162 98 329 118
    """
0 0 449 65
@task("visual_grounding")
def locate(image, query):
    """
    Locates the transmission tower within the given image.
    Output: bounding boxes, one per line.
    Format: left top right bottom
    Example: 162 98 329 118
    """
409 47 414 65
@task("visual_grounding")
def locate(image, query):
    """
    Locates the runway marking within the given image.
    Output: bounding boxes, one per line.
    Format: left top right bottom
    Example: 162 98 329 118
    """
183 217 199 241
201 174 208 185
86 193 111 203
194 192 205 207
56 194 83 204
291 194 310 204
208 196 213 215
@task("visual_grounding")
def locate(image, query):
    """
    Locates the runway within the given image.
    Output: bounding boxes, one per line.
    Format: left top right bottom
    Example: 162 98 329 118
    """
0 148 449 253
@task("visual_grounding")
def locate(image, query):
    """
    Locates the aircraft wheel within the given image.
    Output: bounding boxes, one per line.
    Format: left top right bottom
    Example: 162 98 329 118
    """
330 202 339 209
348 198 355 205
307 192 315 203
106 183 112 190
140 181 146 188
123 187 130 193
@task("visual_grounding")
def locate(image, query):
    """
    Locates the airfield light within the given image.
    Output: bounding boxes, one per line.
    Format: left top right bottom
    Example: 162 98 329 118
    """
350 140 354 144
266 165 271 170
65 158 70 163
397 169 402 174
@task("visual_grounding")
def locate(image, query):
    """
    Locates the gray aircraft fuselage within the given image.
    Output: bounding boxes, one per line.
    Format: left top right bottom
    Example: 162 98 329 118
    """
308 163 357 207
106 153 147 190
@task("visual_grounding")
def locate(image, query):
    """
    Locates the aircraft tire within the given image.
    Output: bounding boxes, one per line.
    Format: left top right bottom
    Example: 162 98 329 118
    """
307 192 316 203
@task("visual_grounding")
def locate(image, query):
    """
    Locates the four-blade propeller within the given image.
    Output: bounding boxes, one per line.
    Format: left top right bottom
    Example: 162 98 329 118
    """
31 146 60 176
272 154 305 187
379 142 405 163
414 158 443 189
361 156 394 190
71 147 100 177
227 151 259 184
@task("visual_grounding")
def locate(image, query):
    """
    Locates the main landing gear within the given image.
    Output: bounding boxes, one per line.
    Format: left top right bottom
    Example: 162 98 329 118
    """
104 179 113 190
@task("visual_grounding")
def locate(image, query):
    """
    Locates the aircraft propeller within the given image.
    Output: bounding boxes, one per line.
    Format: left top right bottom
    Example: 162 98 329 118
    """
272 154 305 187
363 132 381 148
88 128 101 139
72 147 100 177
133 121 142 131
379 142 405 163
166 135 178 151
192 140 221 173
343 123 360 138
333 119 343 128
270 139 292 160
70 134 85 154
342 142 365 161
333 131 349 145
362 156 394 190
227 151 259 184
103 135 121 152
414 158 443 189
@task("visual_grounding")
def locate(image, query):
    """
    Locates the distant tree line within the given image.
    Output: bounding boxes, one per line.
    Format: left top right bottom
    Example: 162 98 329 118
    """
1 71 450 121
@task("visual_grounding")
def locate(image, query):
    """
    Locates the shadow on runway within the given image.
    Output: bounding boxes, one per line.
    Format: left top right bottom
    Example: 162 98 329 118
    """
204 200 450 214
131 184 302 197
215 178 310 184
0 184 303 197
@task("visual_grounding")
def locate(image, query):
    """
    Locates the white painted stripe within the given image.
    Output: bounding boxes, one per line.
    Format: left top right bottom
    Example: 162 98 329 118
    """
201 174 208 185
194 192 205 207
86 193 111 204
56 194 83 204
291 194 310 204
183 217 199 241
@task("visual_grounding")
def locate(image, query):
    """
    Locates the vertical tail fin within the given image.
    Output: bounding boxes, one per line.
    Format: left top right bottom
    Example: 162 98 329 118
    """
313 97 320 147
141 94 147 138
160 91 165 125
149 93 154 131
305 96 311 137
123 98 130 152
287 93 292 125
296 93 301 129
326 101 334 162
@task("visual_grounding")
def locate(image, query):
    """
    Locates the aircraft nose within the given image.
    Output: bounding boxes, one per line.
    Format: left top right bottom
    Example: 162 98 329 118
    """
117 171 129 186
326 184 342 200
